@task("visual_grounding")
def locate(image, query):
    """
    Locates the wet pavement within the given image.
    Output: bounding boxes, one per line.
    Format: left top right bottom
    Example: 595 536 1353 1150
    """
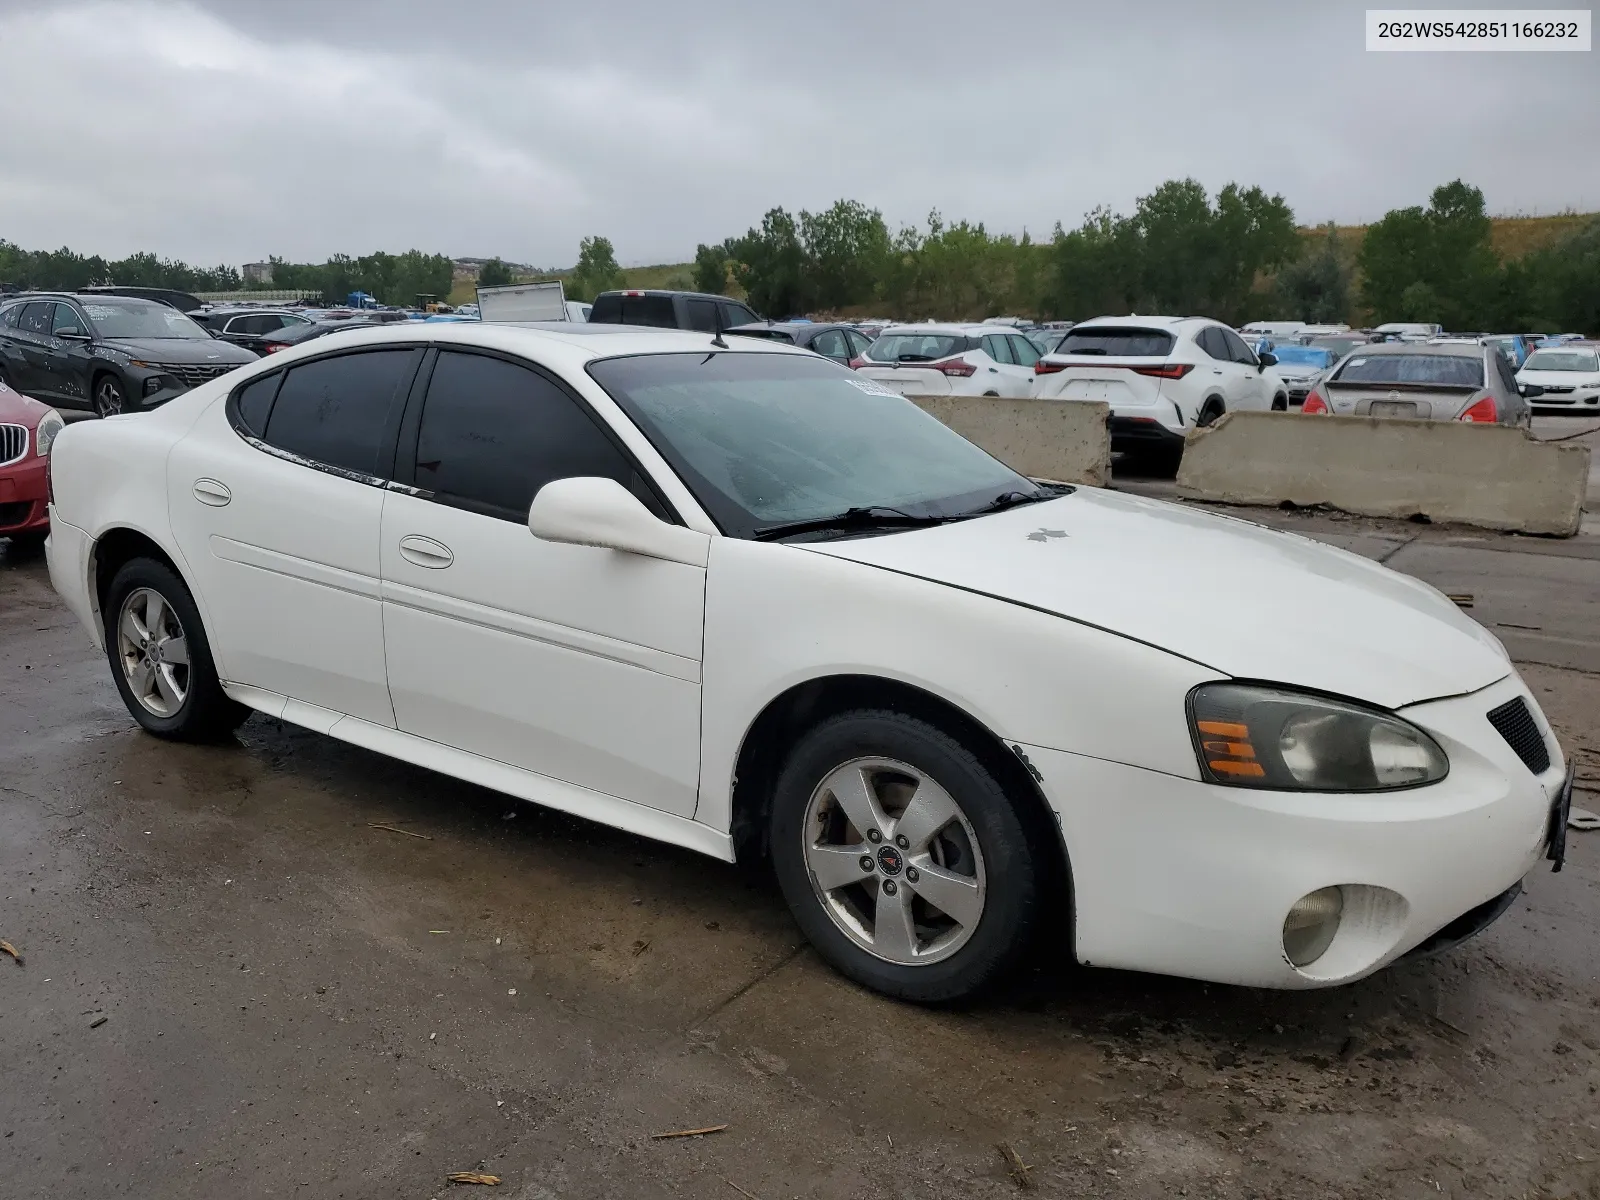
2 494 1599 1199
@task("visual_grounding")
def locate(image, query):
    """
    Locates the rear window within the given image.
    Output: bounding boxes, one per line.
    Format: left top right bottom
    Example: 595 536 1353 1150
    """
619 295 678 328
1332 354 1484 388
1056 327 1175 357
866 333 970 362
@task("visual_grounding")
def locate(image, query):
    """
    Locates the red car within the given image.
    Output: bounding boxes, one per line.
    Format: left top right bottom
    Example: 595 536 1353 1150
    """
0 380 62 550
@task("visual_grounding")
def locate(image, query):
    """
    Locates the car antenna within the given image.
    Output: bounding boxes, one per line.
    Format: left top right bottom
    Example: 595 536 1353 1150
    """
710 317 728 350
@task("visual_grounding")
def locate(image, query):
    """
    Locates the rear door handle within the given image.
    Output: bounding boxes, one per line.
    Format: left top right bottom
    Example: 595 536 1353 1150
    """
398 535 453 569
193 478 231 507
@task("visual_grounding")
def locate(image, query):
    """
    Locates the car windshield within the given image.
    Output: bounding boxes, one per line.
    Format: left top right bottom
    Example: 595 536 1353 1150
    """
1271 346 1335 368
1056 327 1175 356
1332 353 1484 388
1523 349 1599 372
865 332 966 362
587 352 1042 540
82 300 210 340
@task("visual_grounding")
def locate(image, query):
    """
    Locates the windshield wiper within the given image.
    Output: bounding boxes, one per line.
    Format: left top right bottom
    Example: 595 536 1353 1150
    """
753 506 952 542
957 488 1063 519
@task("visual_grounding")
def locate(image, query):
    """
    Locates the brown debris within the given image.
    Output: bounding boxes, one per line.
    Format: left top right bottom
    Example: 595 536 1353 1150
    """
650 1124 727 1140
367 822 432 840
446 1171 501 1185
0 940 21 966
998 1141 1033 1189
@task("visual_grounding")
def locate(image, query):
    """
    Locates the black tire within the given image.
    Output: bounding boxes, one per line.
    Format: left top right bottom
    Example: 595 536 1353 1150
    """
92 373 127 419
1197 399 1225 427
769 709 1043 1003
1271 394 1288 412
102 557 248 740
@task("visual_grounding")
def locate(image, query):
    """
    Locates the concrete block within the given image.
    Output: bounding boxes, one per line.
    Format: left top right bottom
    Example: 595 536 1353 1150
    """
908 395 1111 487
1176 411 1591 537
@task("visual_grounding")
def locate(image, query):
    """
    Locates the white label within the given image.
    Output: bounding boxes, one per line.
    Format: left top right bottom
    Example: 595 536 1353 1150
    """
1367 10 1591 50
847 379 900 398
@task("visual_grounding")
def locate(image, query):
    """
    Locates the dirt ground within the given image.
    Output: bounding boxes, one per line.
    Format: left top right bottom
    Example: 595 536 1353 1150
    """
2 492 1598 1199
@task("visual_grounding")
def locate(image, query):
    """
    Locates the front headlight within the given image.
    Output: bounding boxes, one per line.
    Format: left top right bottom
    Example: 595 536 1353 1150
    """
35 409 64 457
1189 683 1448 792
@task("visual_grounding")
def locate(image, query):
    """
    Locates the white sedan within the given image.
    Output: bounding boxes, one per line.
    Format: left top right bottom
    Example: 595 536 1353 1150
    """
44 323 1570 1002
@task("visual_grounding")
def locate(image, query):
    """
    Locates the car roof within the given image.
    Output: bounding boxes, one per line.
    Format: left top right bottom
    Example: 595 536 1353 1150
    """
1068 315 1212 330
1353 340 1483 357
872 324 1009 336
255 320 812 364
8 291 164 308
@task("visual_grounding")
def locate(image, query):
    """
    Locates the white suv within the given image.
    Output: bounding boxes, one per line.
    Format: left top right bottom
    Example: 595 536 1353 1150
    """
1030 316 1288 466
853 324 1041 398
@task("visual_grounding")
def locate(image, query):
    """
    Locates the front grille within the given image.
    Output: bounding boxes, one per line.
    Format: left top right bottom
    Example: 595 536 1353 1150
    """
1540 385 1573 394
1486 696 1551 775
155 362 240 390
0 500 34 530
0 423 26 465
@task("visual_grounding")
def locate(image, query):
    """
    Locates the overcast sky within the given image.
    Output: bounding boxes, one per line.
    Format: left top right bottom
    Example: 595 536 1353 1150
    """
1 0 1596 268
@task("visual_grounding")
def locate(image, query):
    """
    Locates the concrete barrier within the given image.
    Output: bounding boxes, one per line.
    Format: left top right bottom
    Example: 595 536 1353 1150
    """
908 395 1111 487
1177 411 1591 537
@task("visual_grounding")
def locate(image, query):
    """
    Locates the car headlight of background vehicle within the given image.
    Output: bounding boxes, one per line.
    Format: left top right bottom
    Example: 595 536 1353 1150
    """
35 408 64 457
1188 683 1448 791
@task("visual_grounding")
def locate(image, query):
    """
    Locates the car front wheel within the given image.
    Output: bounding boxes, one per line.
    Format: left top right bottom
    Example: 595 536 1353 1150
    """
93 374 127 418
769 709 1043 1003
103 557 248 740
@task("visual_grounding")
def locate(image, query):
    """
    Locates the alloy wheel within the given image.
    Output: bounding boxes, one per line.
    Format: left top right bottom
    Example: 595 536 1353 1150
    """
801 756 987 966
116 587 190 717
95 377 125 417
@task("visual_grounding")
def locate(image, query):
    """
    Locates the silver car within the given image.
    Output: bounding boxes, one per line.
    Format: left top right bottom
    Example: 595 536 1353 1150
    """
1303 341 1535 426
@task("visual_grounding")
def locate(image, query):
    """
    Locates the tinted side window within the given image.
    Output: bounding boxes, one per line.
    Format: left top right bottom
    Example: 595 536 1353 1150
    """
1010 335 1040 366
1195 328 1226 360
1221 328 1257 365
811 329 849 359
1492 350 1519 394
0 304 18 329
263 350 415 477
51 304 87 336
982 334 1014 364
845 330 872 356
413 350 636 520
234 372 282 436
721 303 758 328
619 295 678 327
685 298 720 333
18 303 53 335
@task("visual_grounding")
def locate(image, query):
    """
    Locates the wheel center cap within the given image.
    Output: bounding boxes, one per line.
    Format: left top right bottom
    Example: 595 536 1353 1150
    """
876 846 903 876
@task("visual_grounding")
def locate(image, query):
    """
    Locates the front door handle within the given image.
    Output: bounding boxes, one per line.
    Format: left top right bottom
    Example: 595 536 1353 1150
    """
193 478 231 507
398 535 453 569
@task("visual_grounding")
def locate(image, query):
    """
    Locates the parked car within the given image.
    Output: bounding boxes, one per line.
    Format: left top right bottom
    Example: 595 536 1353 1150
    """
724 321 873 366
0 294 257 417
0 377 62 550
257 318 382 354
1373 322 1443 342
190 307 316 354
1308 333 1375 360
1266 344 1340 406
44 321 1571 1002
1302 341 1535 424
588 289 760 331
1484 334 1535 369
1031 316 1288 468
1515 342 1600 411
1027 327 1073 356
854 324 1041 398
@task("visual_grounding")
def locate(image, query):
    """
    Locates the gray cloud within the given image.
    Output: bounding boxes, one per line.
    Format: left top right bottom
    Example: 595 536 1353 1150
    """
1 0 1595 267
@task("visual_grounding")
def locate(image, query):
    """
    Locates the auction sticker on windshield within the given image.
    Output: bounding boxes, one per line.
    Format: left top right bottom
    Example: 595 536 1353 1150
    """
1367 10 1590 51
847 379 901 398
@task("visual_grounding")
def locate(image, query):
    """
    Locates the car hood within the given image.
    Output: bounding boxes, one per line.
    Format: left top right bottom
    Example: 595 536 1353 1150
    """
1272 363 1326 380
97 338 258 364
0 381 51 425
803 488 1510 709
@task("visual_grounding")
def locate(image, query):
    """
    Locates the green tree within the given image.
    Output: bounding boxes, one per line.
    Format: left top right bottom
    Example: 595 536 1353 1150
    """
691 243 728 294
478 258 513 287
1359 180 1498 328
567 236 622 302
729 208 807 316
798 199 891 310
1274 224 1352 323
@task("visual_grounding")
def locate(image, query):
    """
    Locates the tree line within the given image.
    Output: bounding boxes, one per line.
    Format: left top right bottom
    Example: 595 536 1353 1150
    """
4 180 1597 332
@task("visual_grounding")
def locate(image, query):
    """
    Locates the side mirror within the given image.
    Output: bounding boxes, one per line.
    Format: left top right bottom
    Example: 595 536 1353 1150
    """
528 477 709 568
1258 352 1277 369
1519 382 1544 398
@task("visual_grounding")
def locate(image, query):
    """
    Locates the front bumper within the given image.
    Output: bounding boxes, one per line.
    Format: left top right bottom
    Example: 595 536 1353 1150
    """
1016 673 1560 989
1529 387 1600 408
0 452 50 535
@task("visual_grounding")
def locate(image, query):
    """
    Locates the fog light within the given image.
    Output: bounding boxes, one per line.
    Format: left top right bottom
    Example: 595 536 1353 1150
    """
1283 887 1343 967
144 377 163 397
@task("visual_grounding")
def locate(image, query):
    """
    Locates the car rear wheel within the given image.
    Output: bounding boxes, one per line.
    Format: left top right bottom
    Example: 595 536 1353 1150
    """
769 709 1042 1003
103 558 248 740
93 374 127 418
1197 399 1225 427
